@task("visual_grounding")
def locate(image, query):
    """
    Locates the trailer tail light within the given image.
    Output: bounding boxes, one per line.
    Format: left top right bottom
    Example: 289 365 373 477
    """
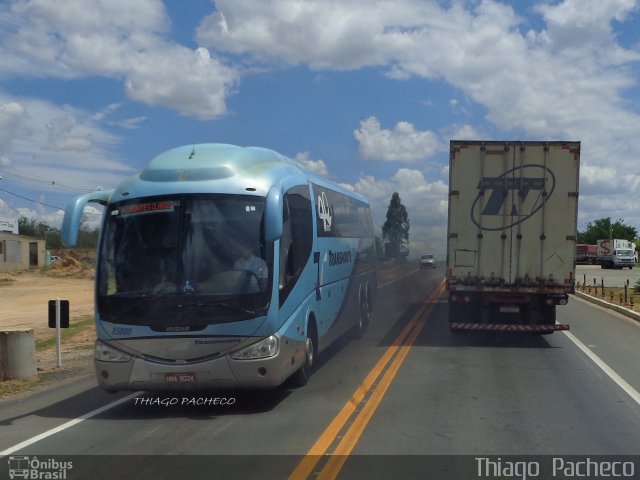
450 294 472 304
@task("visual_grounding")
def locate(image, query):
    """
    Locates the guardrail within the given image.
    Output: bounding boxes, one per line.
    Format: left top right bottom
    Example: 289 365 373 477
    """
576 277 637 311
574 274 640 323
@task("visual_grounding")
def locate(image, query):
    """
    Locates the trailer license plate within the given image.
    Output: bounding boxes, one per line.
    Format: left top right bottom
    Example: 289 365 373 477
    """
500 306 520 314
166 373 196 383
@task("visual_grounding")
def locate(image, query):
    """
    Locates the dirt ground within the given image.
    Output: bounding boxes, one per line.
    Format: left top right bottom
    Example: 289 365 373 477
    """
0 269 96 391
0 272 94 335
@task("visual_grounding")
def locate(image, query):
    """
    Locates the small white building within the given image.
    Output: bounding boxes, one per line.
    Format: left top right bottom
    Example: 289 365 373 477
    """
0 217 18 234
0 232 46 272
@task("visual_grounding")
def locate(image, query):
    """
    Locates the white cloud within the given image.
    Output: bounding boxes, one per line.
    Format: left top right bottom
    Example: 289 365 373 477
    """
3 0 640 235
123 47 238 119
198 0 640 163
346 168 449 257
0 95 134 196
535 0 638 54
446 124 483 141
92 104 148 130
354 116 441 162
294 151 329 176
0 101 27 165
196 0 431 70
46 115 93 152
0 0 239 119
198 0 640 230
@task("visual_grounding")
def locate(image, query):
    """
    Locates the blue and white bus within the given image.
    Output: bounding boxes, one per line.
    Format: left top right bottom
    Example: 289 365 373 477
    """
62 144 376 391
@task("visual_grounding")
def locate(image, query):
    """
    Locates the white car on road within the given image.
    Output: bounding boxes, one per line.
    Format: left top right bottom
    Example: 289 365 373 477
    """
418 254 436 269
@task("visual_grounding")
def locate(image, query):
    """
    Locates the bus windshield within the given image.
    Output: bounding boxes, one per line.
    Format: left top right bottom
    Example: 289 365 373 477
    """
97 194 272 329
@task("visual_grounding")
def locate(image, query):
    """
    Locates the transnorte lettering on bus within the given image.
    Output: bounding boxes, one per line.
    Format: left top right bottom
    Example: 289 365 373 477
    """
328 249 352 266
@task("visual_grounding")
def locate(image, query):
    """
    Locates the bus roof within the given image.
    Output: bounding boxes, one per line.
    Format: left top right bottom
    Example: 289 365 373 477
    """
110 143 367 203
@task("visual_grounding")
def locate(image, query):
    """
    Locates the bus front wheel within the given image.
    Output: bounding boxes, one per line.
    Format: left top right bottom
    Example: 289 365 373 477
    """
289 320 317 387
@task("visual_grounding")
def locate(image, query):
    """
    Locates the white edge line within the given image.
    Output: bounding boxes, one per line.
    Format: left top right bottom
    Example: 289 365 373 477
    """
0 391 141 457
563 331 640 407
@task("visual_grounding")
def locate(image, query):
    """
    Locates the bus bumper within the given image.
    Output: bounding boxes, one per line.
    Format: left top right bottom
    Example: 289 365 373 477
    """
94 334 302 392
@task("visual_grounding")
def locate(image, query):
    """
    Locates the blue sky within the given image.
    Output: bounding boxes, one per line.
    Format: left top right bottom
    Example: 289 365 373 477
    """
1 0 640 258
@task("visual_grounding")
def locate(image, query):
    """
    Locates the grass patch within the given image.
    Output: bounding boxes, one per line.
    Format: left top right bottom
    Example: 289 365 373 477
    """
0 364 95 400
36 315 95 351
0 376 43 398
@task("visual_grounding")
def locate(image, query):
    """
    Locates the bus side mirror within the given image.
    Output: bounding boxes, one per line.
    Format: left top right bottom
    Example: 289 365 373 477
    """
264 185 283 242
61 190 113 247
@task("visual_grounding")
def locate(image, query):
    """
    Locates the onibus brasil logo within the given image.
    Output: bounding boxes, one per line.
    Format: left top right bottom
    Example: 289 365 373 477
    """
471 164 556 231
8 456 73 479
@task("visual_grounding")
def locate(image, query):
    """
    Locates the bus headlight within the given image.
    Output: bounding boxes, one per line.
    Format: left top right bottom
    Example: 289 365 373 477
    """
95 340 132 363
230 335 279 360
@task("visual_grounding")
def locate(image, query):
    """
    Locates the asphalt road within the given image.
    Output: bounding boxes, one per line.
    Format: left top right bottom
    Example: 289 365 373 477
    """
1 263 640 479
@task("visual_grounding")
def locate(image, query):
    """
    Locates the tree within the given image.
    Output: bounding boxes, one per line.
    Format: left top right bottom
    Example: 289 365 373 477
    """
577 217 638 245
382 192 410 259
77 228 100 249
18 216 49 238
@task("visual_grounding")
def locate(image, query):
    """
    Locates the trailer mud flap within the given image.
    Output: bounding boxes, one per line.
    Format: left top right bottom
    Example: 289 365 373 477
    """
449 323 569 332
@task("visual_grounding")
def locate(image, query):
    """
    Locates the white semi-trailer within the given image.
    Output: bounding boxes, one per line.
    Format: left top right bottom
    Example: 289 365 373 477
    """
447 140 580 333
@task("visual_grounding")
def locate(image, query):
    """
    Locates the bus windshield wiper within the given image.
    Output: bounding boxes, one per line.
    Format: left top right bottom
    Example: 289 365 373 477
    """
198 300 257 316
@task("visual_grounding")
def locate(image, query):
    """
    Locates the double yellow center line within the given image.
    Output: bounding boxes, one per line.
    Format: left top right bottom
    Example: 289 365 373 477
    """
289 278 446 480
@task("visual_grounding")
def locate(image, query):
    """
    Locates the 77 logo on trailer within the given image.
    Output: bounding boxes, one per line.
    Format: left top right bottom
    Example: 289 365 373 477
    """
471 164 556 231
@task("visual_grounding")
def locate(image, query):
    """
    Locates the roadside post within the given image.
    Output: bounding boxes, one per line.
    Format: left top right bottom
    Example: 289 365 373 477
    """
48 299 69 367
0 329 36 380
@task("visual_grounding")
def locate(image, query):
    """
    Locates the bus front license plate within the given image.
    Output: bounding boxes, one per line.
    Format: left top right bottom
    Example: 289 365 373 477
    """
166 373 196 384
499 306 520 314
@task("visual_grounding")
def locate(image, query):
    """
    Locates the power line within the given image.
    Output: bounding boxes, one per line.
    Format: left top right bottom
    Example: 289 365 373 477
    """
0 168 97 193
0 187 103 215
0 187 64 210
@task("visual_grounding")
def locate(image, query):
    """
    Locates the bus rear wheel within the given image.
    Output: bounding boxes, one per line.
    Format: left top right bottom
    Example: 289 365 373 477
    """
353 289 370 339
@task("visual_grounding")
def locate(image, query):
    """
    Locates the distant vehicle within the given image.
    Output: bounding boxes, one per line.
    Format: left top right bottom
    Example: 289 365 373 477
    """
575 244 597 265
596 239 635 269
447 140 580 333
61 143 377 392
49 255 61 262
418 254 436 269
